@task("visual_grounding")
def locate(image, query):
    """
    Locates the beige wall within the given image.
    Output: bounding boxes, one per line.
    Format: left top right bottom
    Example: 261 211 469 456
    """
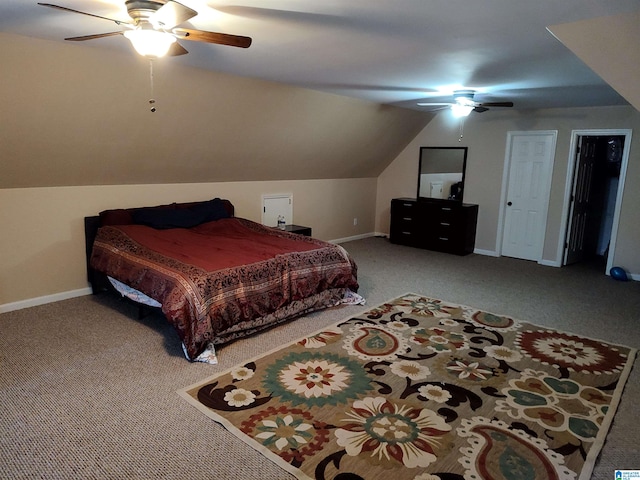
376 105 640 274
0 33 430 188
0 178 376 307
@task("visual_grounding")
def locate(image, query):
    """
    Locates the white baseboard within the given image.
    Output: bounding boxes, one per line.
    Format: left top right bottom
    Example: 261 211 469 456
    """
330 232 378 244
473 248 499 257
0 287 92 314
474 248 562 267
540 259 562 267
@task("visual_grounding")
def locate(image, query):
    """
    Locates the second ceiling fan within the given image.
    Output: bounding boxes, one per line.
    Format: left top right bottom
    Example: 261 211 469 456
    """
418 90 514 116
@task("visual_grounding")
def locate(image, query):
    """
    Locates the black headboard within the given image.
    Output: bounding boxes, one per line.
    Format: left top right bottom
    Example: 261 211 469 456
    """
84 198 235 294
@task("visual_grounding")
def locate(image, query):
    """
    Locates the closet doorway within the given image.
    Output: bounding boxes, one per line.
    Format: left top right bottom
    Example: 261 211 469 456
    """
561 129 632 273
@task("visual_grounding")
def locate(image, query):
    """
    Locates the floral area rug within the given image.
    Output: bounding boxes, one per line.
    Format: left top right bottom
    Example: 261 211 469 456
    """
178 293 636 480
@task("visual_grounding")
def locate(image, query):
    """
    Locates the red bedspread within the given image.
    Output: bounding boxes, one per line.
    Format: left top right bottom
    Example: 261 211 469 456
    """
90 218 359 360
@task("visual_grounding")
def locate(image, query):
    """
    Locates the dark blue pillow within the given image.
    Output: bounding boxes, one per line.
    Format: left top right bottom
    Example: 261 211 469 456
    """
132 208 205 229
188 198 231 223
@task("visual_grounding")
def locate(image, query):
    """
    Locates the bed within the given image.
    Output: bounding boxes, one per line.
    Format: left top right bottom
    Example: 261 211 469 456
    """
84 198 360 363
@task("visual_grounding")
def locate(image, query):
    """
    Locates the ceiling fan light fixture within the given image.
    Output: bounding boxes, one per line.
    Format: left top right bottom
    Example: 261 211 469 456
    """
451 103 473 117
124 27 176 58
451 90 476 117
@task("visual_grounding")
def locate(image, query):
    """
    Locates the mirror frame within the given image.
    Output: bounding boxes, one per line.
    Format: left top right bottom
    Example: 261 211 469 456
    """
417 146 468 203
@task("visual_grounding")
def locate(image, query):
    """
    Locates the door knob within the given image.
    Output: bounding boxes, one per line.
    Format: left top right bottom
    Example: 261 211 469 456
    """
507 201 512 206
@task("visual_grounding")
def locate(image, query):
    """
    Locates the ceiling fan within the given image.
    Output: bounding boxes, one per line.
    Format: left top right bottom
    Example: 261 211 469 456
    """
38 0 252 58
417 90 514 117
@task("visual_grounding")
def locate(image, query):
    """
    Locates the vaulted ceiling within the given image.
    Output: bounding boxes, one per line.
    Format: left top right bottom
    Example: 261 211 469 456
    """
2 0 638 112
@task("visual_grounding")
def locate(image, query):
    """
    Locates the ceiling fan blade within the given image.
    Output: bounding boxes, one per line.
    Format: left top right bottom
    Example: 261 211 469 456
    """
37 3 132 26
473 106 490 113
150 0 196 30
417 105 452 113
168 41 189 56
477 101 514 107
173 28 252 48
65 31 124 41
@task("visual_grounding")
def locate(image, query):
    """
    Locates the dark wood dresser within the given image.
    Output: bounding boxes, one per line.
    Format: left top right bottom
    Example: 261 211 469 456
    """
390 198 478 255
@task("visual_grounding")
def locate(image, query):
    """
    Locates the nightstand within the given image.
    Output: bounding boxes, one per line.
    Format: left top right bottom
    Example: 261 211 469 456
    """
283 224 312 236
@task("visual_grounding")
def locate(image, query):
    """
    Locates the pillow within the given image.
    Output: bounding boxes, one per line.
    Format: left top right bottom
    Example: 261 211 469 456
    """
100 198 231 228
99 209 134 226
131 207 205 230
187 198 231 223
100 202 176 226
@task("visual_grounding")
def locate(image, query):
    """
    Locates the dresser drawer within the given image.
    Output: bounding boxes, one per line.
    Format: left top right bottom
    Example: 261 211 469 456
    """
428 233 465 254
390 199 421 245
430 204 464 225
392 199 418 216
394 207 419 230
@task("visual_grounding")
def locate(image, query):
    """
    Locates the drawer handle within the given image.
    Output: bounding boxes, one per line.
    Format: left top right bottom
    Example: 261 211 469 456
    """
440 222 450 226
402 203 413 207
403 217 413 221
402 231 412 235
438 237 449 241
441 207 452 211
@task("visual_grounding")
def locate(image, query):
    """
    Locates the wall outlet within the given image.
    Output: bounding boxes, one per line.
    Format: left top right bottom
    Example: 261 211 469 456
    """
353 217 358 226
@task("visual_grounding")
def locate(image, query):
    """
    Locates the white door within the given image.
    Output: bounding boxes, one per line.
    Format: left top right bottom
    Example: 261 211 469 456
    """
262 194 293 227
501 132 557 261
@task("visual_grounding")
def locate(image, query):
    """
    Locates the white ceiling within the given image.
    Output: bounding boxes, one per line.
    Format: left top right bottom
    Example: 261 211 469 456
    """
2 0 638 111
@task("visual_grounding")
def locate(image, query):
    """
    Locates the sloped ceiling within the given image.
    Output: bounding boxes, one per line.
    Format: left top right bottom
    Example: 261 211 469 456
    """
548 11 640 112
5 4 639 189
1 0 637 110
1 33 431 188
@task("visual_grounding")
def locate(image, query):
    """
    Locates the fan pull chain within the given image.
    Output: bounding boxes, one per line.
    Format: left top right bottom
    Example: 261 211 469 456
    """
149 59 157 113
458 117 465 141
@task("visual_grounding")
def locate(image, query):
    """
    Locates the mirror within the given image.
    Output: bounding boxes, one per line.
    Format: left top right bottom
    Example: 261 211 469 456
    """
417 146 468 202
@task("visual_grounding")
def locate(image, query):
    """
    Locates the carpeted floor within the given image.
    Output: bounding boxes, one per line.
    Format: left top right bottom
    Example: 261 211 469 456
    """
1 237 638 479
